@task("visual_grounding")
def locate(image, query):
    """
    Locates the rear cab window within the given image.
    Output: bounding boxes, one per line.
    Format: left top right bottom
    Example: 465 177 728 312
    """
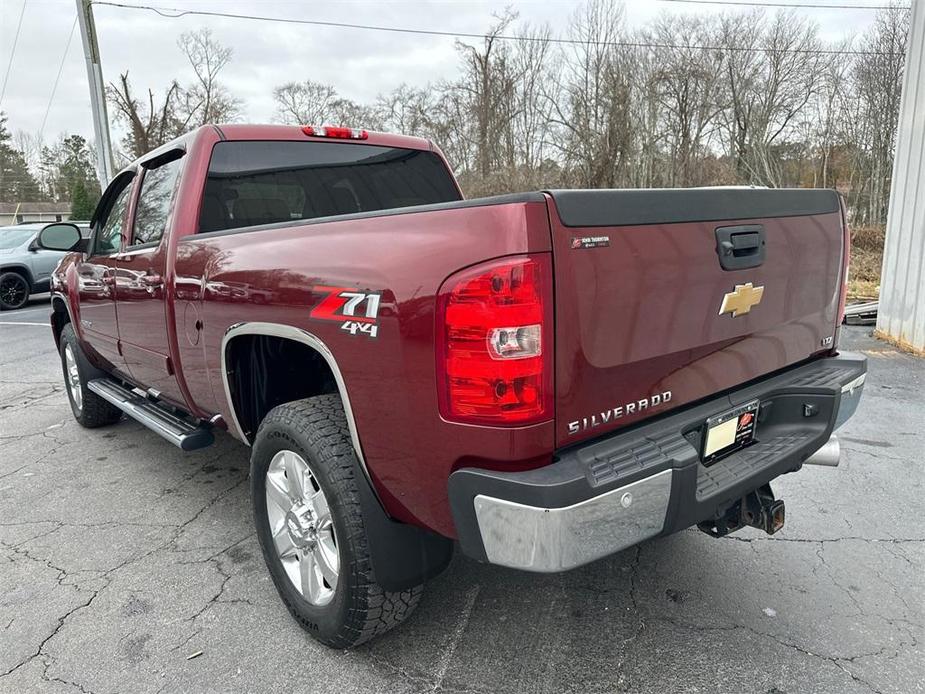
198 141 461 233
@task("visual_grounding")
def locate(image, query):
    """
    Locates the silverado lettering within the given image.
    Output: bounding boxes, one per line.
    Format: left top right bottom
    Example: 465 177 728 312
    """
567 391 673 435
41 123 866 649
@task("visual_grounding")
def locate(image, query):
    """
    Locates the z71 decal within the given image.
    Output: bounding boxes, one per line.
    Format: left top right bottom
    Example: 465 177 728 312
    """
309 286 382 338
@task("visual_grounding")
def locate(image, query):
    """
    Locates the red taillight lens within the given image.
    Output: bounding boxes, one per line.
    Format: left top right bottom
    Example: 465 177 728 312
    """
437 255 553 426
301 125 368 139
835 197 851 348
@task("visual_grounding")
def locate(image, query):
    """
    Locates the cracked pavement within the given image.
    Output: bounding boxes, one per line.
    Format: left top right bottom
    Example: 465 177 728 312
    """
1 299 922 693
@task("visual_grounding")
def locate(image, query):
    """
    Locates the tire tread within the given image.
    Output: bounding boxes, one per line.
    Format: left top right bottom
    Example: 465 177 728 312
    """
255 394 422 648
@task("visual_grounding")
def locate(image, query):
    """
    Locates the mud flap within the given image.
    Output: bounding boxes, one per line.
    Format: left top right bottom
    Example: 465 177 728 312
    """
354 465 453 592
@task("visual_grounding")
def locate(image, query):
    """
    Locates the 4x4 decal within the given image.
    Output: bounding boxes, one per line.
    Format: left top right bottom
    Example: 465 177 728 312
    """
309 286 382 338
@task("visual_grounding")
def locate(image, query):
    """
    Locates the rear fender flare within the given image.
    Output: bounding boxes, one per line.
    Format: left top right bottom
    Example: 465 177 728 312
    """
220 322 366 461
51 292 76 347
220 321 452 591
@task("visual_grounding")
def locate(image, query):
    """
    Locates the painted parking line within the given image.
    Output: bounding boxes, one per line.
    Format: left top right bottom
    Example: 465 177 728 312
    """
4 306 51 317
0 322 49 327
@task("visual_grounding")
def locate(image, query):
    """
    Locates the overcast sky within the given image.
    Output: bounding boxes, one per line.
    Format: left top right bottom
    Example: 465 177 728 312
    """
0 0 889 146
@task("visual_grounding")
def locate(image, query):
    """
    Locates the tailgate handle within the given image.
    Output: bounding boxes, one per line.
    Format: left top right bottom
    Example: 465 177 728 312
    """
715 225 766 271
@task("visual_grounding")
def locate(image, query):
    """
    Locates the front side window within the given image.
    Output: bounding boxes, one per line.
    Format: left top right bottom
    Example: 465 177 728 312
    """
198 141 461 233
133 155 184 247
95 182 133 255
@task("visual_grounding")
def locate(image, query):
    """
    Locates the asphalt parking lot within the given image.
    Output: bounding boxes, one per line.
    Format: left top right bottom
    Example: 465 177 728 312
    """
1 298 922 694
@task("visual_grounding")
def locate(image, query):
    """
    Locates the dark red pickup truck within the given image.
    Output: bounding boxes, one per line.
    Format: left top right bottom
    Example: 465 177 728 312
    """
40 124 866 647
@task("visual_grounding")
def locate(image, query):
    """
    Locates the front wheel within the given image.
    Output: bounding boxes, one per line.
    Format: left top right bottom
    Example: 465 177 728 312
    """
59 323 122 427
251 395 423 648
0 272 29 310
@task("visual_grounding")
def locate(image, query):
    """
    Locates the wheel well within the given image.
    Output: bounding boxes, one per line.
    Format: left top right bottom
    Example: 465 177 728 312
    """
225 334 338 441
51 298 71 346
0 265 33 288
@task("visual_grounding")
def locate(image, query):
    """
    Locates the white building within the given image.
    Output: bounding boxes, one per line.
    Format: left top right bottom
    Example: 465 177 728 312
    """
0 202 74 226
878 0 925 354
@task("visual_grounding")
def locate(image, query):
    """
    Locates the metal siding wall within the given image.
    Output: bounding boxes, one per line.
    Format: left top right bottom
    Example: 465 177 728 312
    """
878 0 925 352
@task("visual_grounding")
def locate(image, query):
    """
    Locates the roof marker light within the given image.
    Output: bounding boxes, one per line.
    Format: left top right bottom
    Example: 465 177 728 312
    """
301 125 369 140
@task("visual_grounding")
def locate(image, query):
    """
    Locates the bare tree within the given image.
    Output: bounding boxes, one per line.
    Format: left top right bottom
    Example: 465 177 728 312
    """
177 29 241 125
848 6 908 223
107 72 181 158
273 81 339 124
455 10 519 178
718 10 827 186
648 15 726 186
550 0 635 188
376 84 433 136
511 22 556 179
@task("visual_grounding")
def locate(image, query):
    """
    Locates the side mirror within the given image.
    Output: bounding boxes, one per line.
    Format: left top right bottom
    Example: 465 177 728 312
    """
37 223 82 252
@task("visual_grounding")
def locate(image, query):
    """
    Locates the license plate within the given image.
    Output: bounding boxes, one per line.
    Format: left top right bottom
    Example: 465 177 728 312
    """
701 400 759 466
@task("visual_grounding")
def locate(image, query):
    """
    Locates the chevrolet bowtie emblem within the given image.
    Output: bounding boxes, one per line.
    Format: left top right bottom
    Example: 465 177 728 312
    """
719 282 764 317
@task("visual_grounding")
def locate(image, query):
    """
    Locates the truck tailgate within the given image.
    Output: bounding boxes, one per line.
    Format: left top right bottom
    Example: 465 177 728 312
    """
547 188 846 447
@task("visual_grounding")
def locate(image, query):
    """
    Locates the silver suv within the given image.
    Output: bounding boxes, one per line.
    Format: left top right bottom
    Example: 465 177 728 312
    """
0 223 90 310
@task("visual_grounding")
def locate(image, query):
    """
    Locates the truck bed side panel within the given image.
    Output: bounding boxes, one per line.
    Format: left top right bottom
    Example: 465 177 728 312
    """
173 199 553 536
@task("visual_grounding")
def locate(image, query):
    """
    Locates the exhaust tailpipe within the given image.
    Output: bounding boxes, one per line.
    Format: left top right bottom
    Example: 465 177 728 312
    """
804 434 840 467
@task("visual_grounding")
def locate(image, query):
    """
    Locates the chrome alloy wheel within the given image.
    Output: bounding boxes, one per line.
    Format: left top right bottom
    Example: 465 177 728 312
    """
265 450 339 606
64 343 82 411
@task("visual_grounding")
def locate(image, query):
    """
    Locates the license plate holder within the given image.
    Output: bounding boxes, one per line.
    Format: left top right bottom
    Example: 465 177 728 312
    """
701 400 760 466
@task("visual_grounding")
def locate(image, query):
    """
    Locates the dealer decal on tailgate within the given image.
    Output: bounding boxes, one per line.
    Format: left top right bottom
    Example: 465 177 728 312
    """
309 286 382 338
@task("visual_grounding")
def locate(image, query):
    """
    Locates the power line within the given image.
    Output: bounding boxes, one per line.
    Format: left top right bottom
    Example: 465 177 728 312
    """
39 17 79 139
0 0 28 110
90 1 903 57
656 0 909 9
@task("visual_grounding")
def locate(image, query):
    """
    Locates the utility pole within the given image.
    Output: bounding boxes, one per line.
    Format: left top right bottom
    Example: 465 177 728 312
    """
76 0 114 188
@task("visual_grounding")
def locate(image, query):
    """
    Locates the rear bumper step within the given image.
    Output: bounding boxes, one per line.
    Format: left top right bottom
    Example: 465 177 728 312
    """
87 379 214 451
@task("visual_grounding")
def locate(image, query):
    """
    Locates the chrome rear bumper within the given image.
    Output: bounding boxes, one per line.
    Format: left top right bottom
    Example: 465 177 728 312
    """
473 470 672 572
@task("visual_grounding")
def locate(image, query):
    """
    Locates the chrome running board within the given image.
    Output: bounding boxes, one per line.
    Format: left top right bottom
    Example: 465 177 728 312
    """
87 379 214 451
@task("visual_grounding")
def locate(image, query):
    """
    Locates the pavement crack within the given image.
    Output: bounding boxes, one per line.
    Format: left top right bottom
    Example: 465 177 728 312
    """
430 584 480 692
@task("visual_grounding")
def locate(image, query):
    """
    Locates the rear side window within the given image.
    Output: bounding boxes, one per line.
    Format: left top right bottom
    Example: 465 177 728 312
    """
133 155 184 247
198 141 460 233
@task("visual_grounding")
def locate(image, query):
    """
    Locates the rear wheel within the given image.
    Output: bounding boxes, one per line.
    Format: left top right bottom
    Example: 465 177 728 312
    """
0 272 29 310
59 323 122 427
251 395 423 648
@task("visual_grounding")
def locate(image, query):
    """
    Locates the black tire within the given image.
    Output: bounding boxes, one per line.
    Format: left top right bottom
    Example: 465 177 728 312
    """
251 394 423 648
0 271 30 310
59 323 123 427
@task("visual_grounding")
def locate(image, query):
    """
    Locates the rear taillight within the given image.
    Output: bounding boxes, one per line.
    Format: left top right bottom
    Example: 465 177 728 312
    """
437 255 553 426
835 197 851 348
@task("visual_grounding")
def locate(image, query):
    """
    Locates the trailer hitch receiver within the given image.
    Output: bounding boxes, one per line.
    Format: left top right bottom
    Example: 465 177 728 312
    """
698 484 785 538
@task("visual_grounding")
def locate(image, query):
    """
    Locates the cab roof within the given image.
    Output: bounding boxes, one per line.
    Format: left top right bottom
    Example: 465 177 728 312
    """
213 124 434 152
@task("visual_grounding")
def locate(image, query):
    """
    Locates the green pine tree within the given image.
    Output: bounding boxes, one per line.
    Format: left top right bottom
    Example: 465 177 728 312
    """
69 178 96 220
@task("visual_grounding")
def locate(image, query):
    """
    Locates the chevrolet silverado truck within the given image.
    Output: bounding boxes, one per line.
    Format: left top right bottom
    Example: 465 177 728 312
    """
40 124 866 647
